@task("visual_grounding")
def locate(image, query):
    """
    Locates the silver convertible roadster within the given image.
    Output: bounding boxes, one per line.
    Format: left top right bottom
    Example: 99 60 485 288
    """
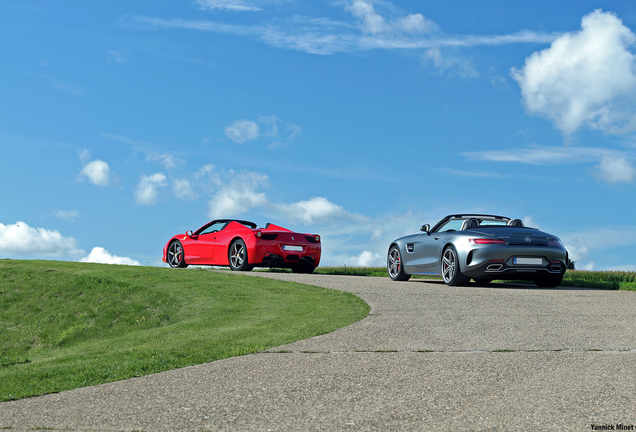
387 214 568 287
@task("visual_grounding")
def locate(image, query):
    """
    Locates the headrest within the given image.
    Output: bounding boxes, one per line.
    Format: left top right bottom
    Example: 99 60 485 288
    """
507 219 524 227
461 218 480 230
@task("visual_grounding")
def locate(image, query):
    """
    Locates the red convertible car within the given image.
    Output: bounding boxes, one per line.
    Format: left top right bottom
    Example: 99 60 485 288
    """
162 219 321 273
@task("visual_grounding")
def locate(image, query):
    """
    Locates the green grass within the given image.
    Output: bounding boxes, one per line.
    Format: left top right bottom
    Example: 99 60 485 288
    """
0 259 370 401
560 270 636 291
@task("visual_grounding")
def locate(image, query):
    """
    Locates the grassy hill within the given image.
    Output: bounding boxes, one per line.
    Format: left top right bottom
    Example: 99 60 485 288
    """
0 259 370 401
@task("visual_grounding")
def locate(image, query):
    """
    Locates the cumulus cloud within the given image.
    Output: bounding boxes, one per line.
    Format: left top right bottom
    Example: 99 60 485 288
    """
346 1 437 36
207 171 269 218
135 173 167 205
225 119 260 143
173 178 199 200
345 250 383 267
275 197 369 226
80 247 140 266
79 159 110 186
594 155 636 183
561 226 636 270
346 0 388 34
512 9 636 135
0 222 84 258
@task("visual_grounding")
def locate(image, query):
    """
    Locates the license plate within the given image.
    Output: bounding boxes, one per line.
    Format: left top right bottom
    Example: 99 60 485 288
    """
283 245 303 252
514 257 542 265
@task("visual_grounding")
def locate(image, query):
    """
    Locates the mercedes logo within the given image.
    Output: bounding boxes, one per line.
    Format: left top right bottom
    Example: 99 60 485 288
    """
525 237 531 242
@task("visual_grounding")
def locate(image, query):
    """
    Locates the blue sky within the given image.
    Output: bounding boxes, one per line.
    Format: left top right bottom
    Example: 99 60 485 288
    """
2 0 636 271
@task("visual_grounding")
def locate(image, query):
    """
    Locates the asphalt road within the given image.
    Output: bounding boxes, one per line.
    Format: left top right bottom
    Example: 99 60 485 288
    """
2 273 636 431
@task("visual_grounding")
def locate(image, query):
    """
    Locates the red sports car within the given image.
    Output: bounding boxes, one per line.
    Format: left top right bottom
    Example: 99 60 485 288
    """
162 219 321 273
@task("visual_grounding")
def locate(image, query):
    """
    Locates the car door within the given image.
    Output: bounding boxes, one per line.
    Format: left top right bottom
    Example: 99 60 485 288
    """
408 233 444 270
409 219 464 270
187 221 227 264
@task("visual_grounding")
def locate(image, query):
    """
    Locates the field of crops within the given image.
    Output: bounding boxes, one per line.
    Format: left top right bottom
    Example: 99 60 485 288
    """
308 266 636 290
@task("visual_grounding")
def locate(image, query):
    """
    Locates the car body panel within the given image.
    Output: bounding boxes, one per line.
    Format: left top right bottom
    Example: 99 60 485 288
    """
163 219 321 270
389 214 568 284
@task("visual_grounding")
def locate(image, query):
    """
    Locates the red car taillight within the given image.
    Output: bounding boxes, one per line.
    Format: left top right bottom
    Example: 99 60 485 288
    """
548 239 563 247
315 235 320 242
256 231 262 238
469 238 507 245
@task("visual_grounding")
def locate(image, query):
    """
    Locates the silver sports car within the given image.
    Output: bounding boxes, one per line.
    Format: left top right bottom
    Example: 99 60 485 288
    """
387 214 568 287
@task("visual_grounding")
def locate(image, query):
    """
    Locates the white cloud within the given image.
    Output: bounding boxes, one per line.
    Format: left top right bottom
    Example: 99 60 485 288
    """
345 250 383 267
120 8 556 56
275 197 369 226
522 216 539 230
422 46 479 78
512 9 636 135
79 159 110 186
396 14 437 35
80 247 140 266
0 222 84 258
594 155 636 183
173 178 199 200
225 119 260 143
55 210 80 222
602 264 636 272
135 173 167 205
346 0 388 34
207 171 268 218
561 226 636 270
146 152 179 169
108 49 129 63
462 145 631 165
197 0 262 12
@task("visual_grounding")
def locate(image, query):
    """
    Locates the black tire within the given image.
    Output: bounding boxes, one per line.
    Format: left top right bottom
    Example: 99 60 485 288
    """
292 266 316 274
167 240 188 268
387 246 411 281
228 239 254 271
441 245 470 286
535 274 563 288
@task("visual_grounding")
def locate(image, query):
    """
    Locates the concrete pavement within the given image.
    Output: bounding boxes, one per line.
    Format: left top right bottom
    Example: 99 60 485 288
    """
1 273 635 431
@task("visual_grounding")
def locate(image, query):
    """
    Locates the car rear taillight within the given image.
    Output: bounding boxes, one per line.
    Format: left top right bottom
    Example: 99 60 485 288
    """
256 231 262 238
315 235 320 242
547 239 563 247
469 238 507 245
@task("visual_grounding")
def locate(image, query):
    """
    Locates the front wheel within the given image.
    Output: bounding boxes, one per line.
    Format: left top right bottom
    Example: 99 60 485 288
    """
387 246 411 281
441 245 470 286
229 239 254 271
167 240 188 268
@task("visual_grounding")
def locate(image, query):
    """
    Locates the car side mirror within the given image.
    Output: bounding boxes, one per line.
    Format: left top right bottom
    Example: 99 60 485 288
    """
186 230 193 237
420 224 430 233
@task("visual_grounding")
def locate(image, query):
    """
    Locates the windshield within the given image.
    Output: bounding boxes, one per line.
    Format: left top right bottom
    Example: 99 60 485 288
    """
434 217 509 232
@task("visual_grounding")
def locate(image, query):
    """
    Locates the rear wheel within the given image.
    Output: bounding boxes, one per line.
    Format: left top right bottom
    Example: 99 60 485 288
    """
229 239 254 271
388 246 411 281
441 245 470 286
535 274 563 288
167 240 188 268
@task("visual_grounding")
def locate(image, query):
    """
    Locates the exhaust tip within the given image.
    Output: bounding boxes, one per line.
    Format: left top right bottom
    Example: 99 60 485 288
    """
486 264 503 271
